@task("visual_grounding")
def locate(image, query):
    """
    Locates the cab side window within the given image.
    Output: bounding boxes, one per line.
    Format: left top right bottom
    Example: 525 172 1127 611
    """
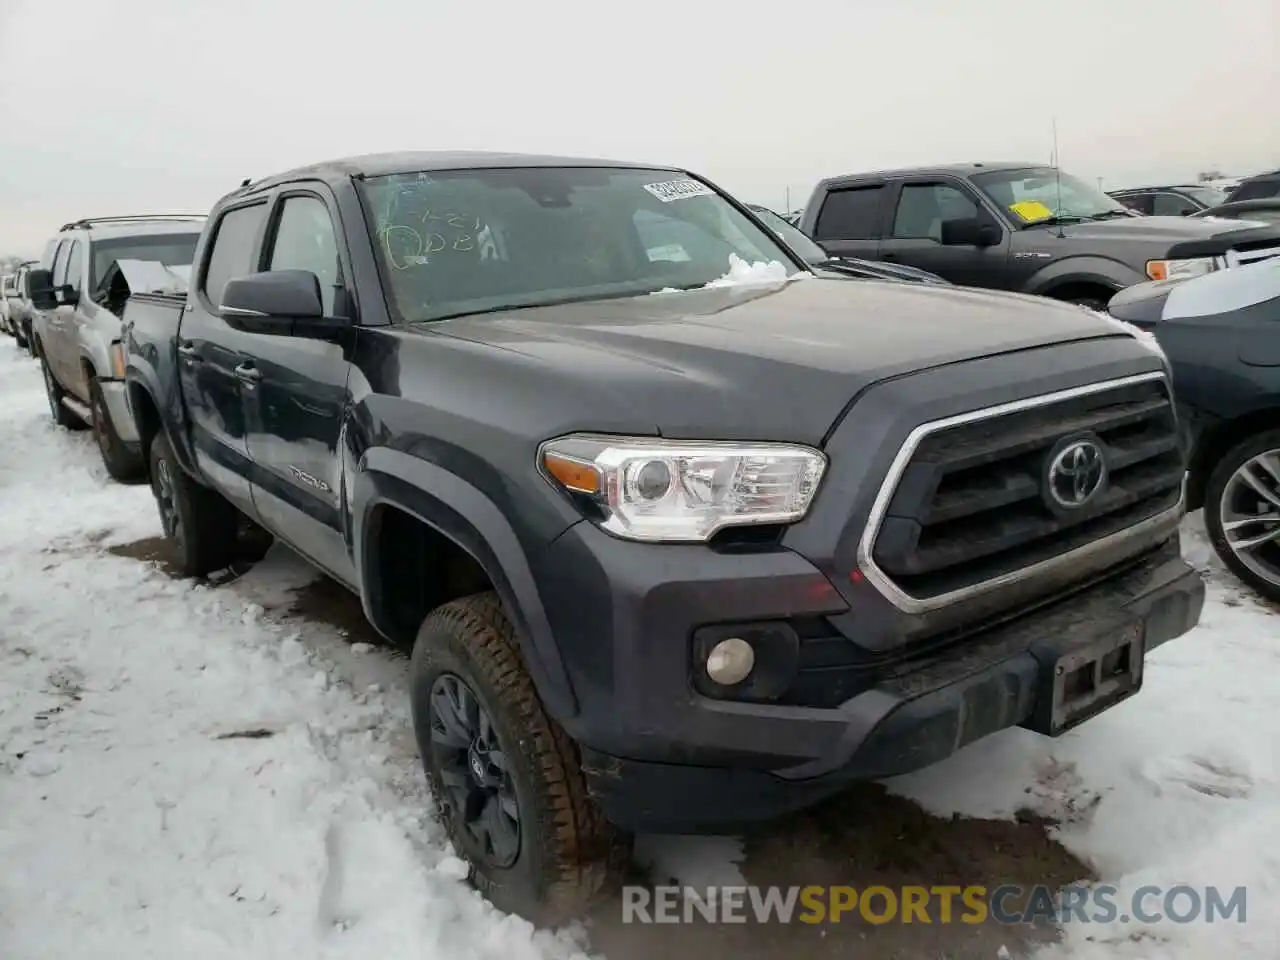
1152 193 1198 216
63 240 85 296
813 185 884 241
51 240 71 287
892 184 979 241
203 203 269 307
267 196 342 316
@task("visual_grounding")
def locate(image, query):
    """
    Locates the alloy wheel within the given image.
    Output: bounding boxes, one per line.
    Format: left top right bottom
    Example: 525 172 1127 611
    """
428 672 521 868
154 458 182 546
92 391 110 456
1218 448 1280 588
42 363 59 418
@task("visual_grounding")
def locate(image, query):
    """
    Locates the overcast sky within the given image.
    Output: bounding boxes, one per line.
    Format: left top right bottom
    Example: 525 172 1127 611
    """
1 0 1276 256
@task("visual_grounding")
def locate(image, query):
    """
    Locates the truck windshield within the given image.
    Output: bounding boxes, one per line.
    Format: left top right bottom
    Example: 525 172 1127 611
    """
357 167 801 323
971 167 1132 225
91 234 200 290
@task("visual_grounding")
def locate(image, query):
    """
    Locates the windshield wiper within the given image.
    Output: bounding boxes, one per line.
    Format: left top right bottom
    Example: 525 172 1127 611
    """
1087 210 1135 221
1023 214 1092 228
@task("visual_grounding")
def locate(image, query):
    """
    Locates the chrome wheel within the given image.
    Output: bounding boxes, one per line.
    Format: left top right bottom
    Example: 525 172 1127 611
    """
91 390 111 456
42 361 59 418
428 673 521 868
154 457 182 545
1218 448 1280 588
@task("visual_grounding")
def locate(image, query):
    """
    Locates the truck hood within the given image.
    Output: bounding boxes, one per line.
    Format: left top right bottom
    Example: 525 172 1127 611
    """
1049 215 1280 257
421 276 1138 446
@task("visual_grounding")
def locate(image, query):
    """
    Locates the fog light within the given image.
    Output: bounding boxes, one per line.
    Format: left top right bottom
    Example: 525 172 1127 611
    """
705 637 755 685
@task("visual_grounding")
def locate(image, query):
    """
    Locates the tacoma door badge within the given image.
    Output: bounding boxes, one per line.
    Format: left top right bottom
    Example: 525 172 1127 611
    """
289 465 331 492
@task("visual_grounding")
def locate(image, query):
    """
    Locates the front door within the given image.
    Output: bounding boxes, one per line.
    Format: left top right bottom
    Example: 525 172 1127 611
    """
244 190 355 585
177 200 271 516
45 239 76 386
878 180 1012 289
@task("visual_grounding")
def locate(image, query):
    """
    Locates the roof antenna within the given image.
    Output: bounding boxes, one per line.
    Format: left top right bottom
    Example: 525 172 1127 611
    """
1052 117 1065 238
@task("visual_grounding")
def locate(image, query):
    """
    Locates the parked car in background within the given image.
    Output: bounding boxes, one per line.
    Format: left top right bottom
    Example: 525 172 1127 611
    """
746 204 949 284
1109 184 1229 216
798 162 1280 308
123 151 1202 924
5 261 39 353
1108 258 1280 602
26 215 202 479
1191 199 1280 226
0 273 14 340
1226 169 1280 203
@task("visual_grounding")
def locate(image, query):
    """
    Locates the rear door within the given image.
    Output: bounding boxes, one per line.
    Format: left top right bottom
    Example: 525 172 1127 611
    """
810 182 887 260
178 200 270 516
878 178 1012 288
242 187 356 584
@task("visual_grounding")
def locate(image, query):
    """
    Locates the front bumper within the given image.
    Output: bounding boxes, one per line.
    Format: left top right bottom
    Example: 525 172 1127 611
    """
535 521 1203 834
97 378 140 445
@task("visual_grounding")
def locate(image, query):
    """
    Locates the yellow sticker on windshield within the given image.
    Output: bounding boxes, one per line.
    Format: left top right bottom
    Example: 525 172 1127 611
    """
1009 200 1054 222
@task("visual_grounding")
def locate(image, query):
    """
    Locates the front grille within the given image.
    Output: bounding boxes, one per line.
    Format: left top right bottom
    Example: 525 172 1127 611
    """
1225 241 1280 268
867 375 1182 602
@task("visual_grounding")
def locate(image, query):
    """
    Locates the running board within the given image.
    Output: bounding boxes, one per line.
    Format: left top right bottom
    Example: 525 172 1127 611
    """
62 396 92 424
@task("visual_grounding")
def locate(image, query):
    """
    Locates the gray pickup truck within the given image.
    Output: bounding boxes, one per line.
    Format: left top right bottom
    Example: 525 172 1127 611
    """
799 163 1280 307
27 216 202 479
123 151 1204 924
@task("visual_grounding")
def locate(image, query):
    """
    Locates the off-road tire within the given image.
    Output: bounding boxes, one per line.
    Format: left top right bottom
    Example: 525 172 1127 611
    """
410 591 629 925
1204 428 1280 604
149 431 240 577
90 378 146 483
39 351 86 430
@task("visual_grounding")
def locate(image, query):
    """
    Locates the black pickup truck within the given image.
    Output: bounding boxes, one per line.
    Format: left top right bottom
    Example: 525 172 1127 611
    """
799 162 1280 305
123 151 1204 924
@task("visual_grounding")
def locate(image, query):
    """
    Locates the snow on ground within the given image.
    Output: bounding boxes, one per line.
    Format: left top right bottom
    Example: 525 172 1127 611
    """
0 352 594 959
2 339 1278 959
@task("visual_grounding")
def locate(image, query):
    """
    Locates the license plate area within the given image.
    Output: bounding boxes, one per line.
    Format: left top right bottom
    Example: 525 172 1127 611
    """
1025 620 1145 737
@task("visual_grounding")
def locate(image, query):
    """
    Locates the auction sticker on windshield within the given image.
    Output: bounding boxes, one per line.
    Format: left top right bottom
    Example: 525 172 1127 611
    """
1009 200 1054 222
643 179 715 202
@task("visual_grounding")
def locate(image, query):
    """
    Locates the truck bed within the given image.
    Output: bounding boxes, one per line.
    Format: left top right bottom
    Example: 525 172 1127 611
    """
121 291 189 462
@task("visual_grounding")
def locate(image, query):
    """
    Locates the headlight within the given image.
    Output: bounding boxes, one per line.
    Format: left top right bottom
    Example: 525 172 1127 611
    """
539 434 826 542
1145 257 1217 282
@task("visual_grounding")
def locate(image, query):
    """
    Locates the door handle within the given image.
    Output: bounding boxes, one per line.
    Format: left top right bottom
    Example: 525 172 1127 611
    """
177 341 199 359
234 361 261 384
881 251 899 259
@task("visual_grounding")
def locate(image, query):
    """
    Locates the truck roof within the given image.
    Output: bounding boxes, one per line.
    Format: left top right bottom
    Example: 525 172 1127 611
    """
234 150 681 198
816 161 1043 186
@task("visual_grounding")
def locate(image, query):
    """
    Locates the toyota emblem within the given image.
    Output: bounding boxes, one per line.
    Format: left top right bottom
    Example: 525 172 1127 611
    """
1045 438 1107 510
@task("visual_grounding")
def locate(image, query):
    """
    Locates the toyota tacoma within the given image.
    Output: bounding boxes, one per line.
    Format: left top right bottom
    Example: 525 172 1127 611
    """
122 151 1204 924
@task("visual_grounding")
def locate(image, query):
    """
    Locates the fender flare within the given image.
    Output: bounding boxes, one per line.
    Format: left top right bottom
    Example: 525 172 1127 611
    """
1024 256 1143 299
353 447 578 722
123 365 201 479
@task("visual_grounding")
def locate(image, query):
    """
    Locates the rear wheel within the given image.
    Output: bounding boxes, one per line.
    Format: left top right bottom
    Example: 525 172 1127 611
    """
410 592 628 925
149 431 240 577
90 378 146 483
40 352 86 430
1204 428 1280 603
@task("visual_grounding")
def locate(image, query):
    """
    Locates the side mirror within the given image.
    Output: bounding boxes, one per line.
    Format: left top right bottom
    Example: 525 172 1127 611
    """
940 217 1001 248
26 269 58 310
220 270 347 338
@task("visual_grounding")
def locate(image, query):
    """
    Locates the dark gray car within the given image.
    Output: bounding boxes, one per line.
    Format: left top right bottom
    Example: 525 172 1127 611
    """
799 163 1280 308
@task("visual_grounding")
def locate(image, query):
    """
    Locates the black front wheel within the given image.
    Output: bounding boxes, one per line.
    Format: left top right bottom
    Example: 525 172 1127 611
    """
148 431 240 577
410 592 628 925
90 379 146 483
40 353 86 430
